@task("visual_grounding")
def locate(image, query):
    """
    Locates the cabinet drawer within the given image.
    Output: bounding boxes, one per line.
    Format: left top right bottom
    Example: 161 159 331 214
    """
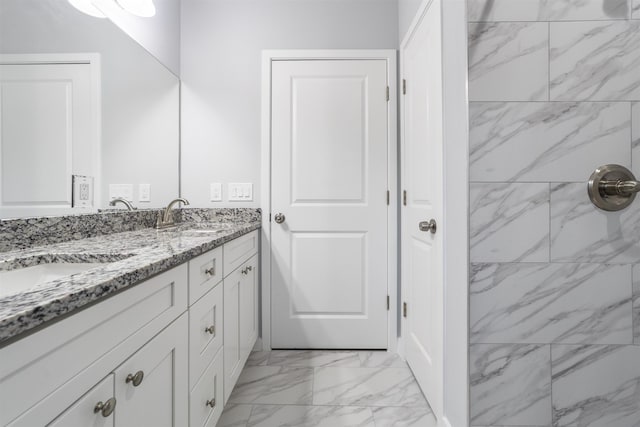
223 230 258 276
189 283 223 387
189 350 223 427
188 246 223 304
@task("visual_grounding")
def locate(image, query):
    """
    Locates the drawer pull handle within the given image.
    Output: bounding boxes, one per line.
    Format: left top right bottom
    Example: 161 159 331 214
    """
206 398 216 408
204 267 215 276
241 265 253 275
125 370 144 387
94 398 116 417
205 325 215 335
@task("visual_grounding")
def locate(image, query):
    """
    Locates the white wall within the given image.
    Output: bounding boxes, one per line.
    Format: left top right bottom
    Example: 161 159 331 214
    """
399 0 423 41
180 0 398 207
94 0 181 76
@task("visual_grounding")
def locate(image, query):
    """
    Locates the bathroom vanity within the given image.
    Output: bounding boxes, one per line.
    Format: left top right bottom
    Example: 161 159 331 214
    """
0 210 260 427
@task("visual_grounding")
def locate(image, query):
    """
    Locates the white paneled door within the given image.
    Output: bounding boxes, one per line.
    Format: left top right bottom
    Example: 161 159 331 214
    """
270 59 389 349
401 0 444 418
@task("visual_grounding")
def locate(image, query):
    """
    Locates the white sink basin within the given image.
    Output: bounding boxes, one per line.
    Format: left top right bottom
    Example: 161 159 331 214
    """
0 263 102 298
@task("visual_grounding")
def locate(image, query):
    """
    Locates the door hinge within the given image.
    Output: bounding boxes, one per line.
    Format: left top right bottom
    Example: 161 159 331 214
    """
403 302 408 317
269 213 272 222
403 190 407 206
387 295 390 310
386 190 390 205
402 79 407 95
386 86 390 101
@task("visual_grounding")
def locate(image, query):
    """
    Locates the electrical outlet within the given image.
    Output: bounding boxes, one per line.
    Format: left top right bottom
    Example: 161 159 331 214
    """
228 183 253 201
139 184 151 202
210 183 222 202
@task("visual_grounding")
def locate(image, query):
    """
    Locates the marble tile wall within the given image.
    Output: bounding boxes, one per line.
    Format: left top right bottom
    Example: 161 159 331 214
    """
468 1 640 425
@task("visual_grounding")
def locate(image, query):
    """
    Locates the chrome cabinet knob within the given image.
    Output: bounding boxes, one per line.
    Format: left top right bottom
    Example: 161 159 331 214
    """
125 370 144 387
419 219 437 234
274 213 285 224
241 265 253 275
205 325 215 335
204 267 215 276
94 398 116 417
205 398 216 408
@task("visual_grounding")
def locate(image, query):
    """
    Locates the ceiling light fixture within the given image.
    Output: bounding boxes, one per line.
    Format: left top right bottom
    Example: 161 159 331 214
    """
68 0 107 18
115 0 157 17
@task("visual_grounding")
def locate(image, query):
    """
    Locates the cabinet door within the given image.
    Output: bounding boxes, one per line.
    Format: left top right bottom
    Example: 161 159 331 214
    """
46 374 115 427
239 255 259 362
114 314 188 427
223 270 242 405
189 350 223 427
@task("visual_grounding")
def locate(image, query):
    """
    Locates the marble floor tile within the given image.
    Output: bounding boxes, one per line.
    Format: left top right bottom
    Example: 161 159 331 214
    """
550 21 640 101
247 405 374 427
358 351 407 368
313 367 428 407
470 344 551 426
470 102 630 182
633 265 640 345
372 407 437 427
470 263 633 344
246 351 271 366
468 0 631 21
228 366 314 405
550 183 640 263
469 22 549 102
552 345 640 426
267 350 361 367
218 404 253 427
470 183 549 263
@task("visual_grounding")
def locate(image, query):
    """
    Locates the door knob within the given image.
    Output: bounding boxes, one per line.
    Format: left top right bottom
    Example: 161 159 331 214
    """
274 213 285 224
419 219 437 234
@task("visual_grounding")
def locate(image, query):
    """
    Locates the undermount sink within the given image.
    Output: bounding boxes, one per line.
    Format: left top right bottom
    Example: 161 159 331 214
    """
0 263 103 298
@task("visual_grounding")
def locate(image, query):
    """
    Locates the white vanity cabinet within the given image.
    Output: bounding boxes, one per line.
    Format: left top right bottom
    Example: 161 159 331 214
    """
0 229 260 427
188 229 259 425
0 265 189 427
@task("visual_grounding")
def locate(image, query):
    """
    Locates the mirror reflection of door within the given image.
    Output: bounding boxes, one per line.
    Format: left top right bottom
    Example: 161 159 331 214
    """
0 55 100 218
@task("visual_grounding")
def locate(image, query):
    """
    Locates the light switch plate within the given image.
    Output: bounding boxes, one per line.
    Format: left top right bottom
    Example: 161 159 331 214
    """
109 184 133 202
228 183 253 201
139 184 151 202
210 183 222 202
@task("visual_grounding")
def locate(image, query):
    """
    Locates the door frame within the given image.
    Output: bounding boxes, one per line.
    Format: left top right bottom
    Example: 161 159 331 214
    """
260 49 398 352
399 0 469 426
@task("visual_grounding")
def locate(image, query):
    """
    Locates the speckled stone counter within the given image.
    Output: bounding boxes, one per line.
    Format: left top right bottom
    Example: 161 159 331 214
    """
0 210 261 345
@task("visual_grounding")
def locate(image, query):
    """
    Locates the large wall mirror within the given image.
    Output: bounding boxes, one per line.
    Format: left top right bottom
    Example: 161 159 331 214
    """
0 0 179 219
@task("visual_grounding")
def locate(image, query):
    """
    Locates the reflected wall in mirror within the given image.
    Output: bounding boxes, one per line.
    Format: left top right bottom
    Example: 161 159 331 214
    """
0 0 179 219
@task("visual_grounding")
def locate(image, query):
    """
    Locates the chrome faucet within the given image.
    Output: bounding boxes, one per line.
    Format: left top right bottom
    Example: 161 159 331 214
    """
109 197 136 211
156 198 190 229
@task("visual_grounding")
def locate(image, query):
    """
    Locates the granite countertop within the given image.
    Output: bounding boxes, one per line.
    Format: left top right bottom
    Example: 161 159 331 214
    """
0 220 260 345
